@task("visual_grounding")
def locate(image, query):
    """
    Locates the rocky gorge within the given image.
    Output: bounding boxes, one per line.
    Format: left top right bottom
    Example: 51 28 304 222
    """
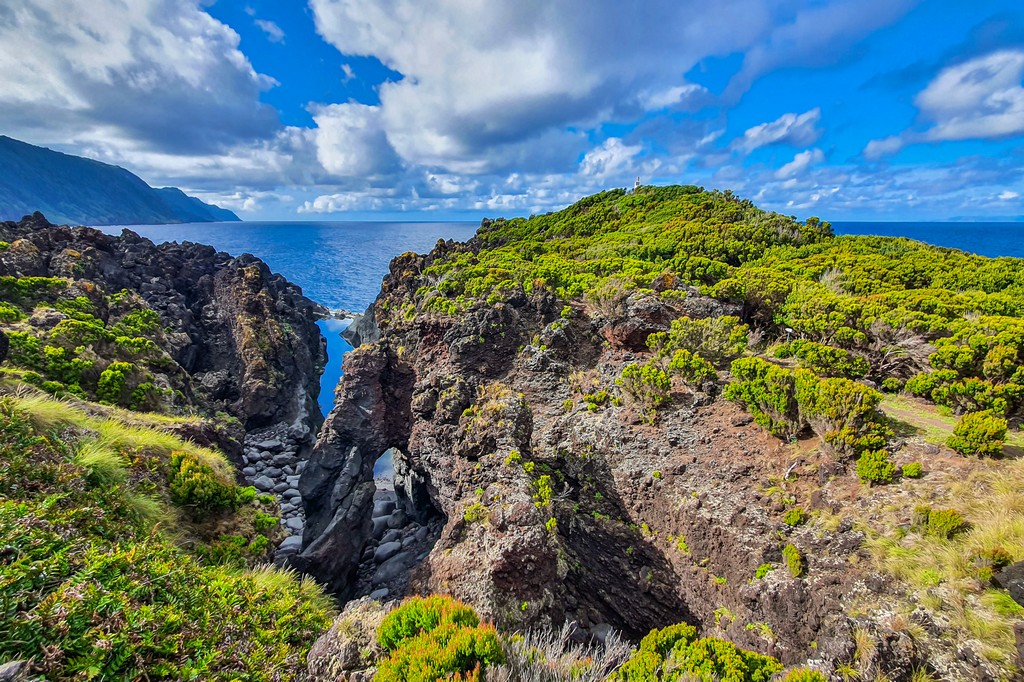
290 187 1024 681
5 185 1024 681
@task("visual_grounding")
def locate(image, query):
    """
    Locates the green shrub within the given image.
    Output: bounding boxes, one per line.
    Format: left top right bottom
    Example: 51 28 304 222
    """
167 450 239 518
946 410 1008 457
618 361 671 419
0 301 23 322
783 507 806 527
611 623 783 682
915 507 970 539
901 462 923 478
774 339 869 379
881 377 904 393
782 544 804 578
724 358 800 438
754 563 773 580
647 315 749 365
97 361 135 404
375 596 503 682
856 449 897 484
667 349 717 384
377 595 481 651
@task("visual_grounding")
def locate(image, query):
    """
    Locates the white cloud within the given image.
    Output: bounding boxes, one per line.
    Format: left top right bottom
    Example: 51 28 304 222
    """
254 19 286 43
0 0 278 154
309 0 872 174
775 148 825 179
733 109 822 153
916 49 1024 141
863 135 905 160
999 190 1020 201
311 103 401 177
579 138 644 180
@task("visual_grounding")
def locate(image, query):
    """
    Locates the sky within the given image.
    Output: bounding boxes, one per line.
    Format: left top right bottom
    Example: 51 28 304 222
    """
0 1 1022 222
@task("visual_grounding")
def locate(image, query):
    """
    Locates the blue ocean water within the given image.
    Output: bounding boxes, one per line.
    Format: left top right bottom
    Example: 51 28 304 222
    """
831 222 1024 259
99 221 479 415
100 219 1023 416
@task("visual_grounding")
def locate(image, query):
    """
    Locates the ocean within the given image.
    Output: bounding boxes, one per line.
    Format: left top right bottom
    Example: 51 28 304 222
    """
100 219 1023 416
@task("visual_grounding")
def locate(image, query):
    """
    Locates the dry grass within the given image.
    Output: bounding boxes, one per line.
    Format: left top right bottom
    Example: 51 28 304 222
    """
4 384 233 481
864 452 1024 668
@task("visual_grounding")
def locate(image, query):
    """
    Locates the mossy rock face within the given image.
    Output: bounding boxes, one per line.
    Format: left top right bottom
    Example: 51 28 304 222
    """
0 214 325 430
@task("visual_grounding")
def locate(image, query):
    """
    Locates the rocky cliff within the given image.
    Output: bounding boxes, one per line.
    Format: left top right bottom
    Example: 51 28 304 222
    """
0 212 322 430
0 212 327 546
295 187 1024 681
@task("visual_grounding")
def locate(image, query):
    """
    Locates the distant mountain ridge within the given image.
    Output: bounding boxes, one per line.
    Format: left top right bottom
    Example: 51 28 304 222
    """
0 135 239 225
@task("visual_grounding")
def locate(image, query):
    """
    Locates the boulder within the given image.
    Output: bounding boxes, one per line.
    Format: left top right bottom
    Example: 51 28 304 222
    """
995 561 1024 606
277 535 303 555
373 499 396 518
253 475 275 492
257 439 284 451
374 541 403 564
371 552 414 585
386 509 408 529
307 598 389 682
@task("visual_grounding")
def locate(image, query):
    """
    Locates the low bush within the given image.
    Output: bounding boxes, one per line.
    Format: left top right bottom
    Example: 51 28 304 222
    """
375 596 503 682
946 410 1008 457
724 357 800 438
647 315 749 366
610 622 783 682
901 461 923 479
783 507 806 527
618 361 672 419
667 349 717 385
782 544 805 578
856 449 897 484
913 506 971 539
774 339 870 379
167 450 241 518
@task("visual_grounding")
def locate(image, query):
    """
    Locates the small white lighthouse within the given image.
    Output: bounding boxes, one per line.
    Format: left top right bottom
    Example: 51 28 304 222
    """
633 176 641 193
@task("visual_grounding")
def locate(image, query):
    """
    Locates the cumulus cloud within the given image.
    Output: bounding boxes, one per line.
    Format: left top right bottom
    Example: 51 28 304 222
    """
311 103 402 177
733 108 822 153
579 138 644 180
775 149 825 178
862 49 1024 160
0 0 278 155
308 0 895 174
916 49 1024 141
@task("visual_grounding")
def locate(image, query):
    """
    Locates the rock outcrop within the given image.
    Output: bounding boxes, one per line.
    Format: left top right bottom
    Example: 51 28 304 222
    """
293 238 859 664
0 212 325 431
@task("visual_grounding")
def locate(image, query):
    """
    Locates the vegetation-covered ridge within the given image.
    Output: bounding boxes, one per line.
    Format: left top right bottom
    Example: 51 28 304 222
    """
359 185 1024 678
0 385 334 680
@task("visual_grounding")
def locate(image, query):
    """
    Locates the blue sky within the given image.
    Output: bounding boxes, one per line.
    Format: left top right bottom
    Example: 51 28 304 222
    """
0 1 1022 221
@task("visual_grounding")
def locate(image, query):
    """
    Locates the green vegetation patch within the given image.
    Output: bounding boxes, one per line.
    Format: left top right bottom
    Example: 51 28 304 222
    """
0 391 334 680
